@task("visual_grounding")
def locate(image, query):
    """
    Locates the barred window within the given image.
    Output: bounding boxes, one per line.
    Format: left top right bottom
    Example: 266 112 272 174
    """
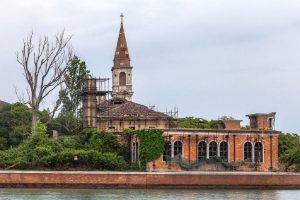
198 141 207 161
174 141 183 157
244 142 252 162
220 141 228 161
209 141 217 158
254 142 263 162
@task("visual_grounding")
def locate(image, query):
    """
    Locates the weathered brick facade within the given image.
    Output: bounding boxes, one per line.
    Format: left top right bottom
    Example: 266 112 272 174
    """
83 16 280 172
148 129 279 172
132 113 280 172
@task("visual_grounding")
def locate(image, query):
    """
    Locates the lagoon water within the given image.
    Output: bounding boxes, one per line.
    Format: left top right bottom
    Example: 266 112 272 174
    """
0 189 299 200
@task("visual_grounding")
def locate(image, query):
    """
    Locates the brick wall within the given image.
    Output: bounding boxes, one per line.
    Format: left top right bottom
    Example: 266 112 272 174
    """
152 131 279 172
0 171 298 189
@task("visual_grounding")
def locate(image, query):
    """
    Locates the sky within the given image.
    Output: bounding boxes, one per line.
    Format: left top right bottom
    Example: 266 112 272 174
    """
0 0 300 133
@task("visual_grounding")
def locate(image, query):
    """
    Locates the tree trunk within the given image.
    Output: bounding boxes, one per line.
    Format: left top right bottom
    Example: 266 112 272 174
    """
32 109 38 130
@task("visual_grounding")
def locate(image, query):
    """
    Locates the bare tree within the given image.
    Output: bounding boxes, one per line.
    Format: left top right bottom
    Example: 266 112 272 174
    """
16 31 73 129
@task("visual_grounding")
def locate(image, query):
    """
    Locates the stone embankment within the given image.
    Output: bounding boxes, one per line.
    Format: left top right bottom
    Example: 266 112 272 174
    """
0 171 299 189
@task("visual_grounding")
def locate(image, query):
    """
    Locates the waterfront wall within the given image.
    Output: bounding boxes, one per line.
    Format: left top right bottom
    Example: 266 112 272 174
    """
0 171 299 189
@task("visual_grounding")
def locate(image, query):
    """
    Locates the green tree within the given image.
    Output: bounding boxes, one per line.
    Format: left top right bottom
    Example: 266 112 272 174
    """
47 111 79 135
279 133 300 169
60 56 90 115
0 103 32 147
218 115 235 120
175 117 216 129
52 56 90 135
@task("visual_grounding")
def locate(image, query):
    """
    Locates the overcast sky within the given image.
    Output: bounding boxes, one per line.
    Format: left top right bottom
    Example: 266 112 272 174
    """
0 0 300 133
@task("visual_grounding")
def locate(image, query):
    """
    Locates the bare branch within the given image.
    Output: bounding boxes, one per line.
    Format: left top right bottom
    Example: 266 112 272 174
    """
16 30 73 128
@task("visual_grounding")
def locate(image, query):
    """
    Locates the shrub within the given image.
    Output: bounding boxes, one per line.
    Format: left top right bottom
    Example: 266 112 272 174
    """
51 149 128 170
0 137 7 150
82 128 124 154
58 136 80 149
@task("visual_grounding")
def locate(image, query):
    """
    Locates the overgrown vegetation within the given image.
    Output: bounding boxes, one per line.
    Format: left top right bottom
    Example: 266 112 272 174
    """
0 103 32 148
0 123 127 170
137 129 165 167
174 117 217 129
279 133 300 171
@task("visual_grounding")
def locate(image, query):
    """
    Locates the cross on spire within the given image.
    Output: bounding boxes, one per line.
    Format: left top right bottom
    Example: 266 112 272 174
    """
120 13 124 23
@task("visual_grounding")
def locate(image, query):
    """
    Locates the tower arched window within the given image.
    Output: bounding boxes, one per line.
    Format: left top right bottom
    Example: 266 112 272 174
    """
198 141 207 161
173 141 182 158
244 142 252 162
209 141 218 158
119 72 126 86
254 142 263 163
220 141 228 161
163 141 172 161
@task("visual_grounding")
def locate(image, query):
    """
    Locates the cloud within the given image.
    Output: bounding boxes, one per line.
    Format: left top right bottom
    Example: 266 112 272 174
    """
0 0 300 133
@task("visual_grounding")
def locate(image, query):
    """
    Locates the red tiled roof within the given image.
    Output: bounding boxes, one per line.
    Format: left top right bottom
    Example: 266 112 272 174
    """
98 98 170 119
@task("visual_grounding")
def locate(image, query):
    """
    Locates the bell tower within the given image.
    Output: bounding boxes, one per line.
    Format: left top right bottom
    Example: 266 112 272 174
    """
111 13 133 101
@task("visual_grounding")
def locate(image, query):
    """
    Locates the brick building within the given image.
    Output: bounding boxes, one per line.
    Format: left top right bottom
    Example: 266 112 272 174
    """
146 114 279 172
83 15 280 172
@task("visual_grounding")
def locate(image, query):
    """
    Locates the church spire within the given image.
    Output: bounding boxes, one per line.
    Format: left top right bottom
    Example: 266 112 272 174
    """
111 14 134 101
113 13 130 68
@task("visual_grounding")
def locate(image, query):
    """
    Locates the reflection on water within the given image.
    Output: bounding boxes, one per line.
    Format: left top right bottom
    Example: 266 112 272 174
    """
0 188 299 200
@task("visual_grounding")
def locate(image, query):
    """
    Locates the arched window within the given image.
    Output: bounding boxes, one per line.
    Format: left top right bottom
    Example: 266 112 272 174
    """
209 141 217 158
163 141 172 161
244 142 252 162
220 141 228 161
198 141 207 161
119 72 126 86
254 142 263 163
173 141 182 157
132 142 139 163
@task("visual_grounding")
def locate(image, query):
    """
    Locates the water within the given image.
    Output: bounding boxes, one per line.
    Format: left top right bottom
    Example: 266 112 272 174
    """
0 189 299 200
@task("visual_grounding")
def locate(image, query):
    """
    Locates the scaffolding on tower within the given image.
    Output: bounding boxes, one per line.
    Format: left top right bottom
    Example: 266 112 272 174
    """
81 75 112 128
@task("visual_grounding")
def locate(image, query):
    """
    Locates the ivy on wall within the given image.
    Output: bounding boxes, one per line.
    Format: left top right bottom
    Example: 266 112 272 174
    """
137 129 165 166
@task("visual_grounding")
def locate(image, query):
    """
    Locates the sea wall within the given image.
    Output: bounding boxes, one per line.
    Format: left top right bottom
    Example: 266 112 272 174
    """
0 171 299 189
